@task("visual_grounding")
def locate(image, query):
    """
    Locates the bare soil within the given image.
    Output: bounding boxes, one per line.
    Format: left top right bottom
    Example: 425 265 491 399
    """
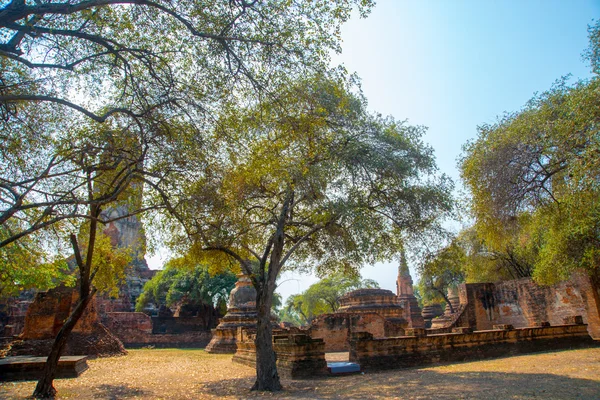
1 347 599 399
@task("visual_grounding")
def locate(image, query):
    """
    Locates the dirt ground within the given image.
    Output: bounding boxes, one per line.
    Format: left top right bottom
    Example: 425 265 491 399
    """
1 347 599 399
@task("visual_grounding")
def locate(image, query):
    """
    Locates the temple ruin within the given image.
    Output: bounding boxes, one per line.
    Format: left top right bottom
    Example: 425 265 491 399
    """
206 274 260 353
233 268 600 376
309 258 425 351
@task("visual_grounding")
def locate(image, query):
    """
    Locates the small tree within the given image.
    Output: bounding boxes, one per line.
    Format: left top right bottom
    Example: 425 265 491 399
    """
135 258 236 320
170 75 453 391
417 239 465 312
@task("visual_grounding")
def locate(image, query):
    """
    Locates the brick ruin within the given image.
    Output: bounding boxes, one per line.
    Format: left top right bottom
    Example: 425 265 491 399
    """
421 303 444 328
233 328 329 378
350 320 595 371
0 205 223 352
206 274 262 353
309 259 425 351
428 272 600 340
3 286 126 357
233 269 600 376
97 205 156 314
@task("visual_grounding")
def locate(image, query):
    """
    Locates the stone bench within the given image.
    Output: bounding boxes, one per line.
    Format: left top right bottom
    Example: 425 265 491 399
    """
0 356 89 381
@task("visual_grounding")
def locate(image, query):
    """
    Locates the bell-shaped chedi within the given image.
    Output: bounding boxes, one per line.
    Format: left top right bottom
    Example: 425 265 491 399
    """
395 252 425 328
5 286 126 357
205 274 258 353
337 289 405 319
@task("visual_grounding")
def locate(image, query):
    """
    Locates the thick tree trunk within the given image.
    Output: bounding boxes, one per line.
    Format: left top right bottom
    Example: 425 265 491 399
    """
32 289 95 398
251 283 281 391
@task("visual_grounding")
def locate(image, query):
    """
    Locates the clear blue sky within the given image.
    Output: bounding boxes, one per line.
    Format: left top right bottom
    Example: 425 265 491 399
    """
275 0 600 301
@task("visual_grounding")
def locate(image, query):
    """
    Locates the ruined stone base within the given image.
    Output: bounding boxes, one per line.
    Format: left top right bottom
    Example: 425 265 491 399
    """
4 324 126 358
233 330 328 378
0 356 89 381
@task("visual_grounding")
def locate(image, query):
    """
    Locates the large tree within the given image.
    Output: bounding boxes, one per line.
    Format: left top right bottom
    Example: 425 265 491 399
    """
168 75 453 391
1 3 376 397
460 22 600 284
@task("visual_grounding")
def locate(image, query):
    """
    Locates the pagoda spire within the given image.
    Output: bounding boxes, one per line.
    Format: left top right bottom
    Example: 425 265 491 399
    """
398 250 410 277
396 250 414 296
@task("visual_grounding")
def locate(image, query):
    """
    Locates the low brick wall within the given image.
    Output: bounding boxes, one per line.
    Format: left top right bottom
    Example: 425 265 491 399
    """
103 312 211 348
309 312 405 352
233 330 328 378
350 323 596 371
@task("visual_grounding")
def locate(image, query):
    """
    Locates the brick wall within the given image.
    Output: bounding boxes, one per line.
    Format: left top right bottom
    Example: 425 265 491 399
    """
233 330 328 378
309 312 388 352
457 275 599 338
103 312 212 347
21 287 100 340
351 323 596 371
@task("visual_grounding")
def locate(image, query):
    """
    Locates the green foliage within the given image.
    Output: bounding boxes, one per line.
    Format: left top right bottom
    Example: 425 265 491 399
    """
77 223 132 297
281 273 379 325
417 238 465 307
135 258 236 312
171 73 453 278
0 225 73 298
459 27 600 284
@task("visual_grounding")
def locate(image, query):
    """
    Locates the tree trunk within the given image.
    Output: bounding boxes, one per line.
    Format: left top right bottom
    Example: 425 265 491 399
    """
251 284 281 391
251 189 289 391
34 206 100 398
32 289 95 398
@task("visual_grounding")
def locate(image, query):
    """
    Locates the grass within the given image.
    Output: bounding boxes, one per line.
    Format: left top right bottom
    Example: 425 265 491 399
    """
1 347 599 399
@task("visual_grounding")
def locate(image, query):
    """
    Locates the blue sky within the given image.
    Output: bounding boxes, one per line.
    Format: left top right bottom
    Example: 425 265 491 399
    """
275 0 600 300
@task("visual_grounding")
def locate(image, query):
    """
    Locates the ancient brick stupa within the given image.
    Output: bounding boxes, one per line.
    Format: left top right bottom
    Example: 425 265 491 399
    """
421 303 444 328
337 288 405 319
396 252 425 328
205 274 258 353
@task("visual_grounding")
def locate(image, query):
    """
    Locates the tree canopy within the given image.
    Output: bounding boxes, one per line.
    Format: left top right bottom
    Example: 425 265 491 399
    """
1 2 381 396
459 22 600 284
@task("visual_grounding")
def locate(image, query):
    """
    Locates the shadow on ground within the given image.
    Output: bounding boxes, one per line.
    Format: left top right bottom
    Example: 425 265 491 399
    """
91 384 151 399
198 370 600 399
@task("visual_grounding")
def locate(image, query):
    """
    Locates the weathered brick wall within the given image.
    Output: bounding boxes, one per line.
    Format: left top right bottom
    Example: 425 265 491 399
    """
309 312 387 352
151 315 216 334
21 287 100 340
460 276 597 336
233 330 328 378
351 323 596 371
575 273 600 339
10 287 126 357
103 312 212 347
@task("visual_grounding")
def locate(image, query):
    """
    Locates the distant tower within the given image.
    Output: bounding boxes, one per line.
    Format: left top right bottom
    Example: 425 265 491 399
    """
396 251 414 297
396 251 425 328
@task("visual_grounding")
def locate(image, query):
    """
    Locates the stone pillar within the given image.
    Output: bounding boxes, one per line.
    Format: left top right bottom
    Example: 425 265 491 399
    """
205 274 258 353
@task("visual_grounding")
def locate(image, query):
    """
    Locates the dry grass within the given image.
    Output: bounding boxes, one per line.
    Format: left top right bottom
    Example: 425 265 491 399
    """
1 347 599 399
